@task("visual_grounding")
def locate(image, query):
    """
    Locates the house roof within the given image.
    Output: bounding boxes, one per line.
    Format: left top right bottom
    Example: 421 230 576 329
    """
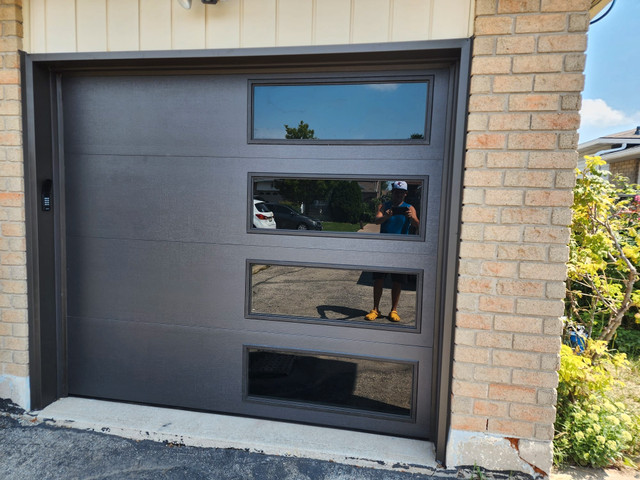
578 127 640 160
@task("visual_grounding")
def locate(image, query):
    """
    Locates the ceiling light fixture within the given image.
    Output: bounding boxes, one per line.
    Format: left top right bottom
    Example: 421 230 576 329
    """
177 0 192 9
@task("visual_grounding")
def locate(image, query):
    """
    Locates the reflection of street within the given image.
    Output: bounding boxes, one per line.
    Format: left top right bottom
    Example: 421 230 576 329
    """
251 265 417 326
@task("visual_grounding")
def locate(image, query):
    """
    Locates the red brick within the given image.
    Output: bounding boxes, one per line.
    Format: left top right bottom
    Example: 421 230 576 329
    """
459 242 496 259
0 133 21 145
496 281 545 299
475 16 514 35
512 369 558 388
471 56 512 75
510 404 556 423
538 34 587 53
487 152 527 168
513 334 562 353
496 36 536 54
524 226 570 244
534 74 584 92
528 151 577 168
475 0 498 15
457 313 493 330
488 113 531 130
485 189 523 206
461 206 498 223
515 13 566 33
467 133 507 149
451 414 489 432
458 278 495 295
474 400 509 417
513 55 563 73
531 113 581 130
488 418 535 437
516 298 564 316
469 95 507 112
1 222 24 236
497 245 546 261
481 261 518 278
508 133 557 150
501 207 549 224
525 189 572 206
504 171 554 188
476 331 513 348
452 380 489 399
520 262 567 281
498 0 540 13
489 384 537 403
464 169 504 186
475 366 512 383
493 350 541 369
509 94 559 111
455 345 491 364
541 0 590 12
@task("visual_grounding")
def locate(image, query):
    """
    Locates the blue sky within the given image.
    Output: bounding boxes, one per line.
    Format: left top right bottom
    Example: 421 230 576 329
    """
253 82 428 140
578 0 640 143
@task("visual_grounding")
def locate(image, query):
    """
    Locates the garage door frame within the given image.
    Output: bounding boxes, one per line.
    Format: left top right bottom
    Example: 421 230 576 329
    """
21 39 471 463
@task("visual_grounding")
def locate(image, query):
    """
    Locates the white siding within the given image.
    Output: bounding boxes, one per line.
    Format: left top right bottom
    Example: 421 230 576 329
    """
23 0 474 53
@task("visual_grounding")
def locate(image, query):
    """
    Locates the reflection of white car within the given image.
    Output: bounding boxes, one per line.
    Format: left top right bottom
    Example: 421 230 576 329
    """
253 200 276 229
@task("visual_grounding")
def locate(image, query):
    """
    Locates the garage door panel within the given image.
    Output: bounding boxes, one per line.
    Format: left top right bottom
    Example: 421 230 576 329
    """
68 318 432 438
68 316 242 410
63 76 448 159
65 153 443 245
62 66 450 439
66 236 437 345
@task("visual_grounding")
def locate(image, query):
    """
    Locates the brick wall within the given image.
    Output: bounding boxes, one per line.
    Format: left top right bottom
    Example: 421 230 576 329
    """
0 0 28 405
609 158 639 185
448 0 589 472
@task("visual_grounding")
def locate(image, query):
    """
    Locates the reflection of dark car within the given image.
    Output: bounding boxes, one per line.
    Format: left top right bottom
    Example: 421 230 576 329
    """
264 203 322 230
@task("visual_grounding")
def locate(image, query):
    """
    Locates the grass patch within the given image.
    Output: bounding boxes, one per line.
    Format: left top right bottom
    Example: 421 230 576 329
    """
321 222 361 232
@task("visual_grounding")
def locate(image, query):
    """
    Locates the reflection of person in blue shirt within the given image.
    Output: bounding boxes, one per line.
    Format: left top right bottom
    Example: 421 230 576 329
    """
365 181 419 323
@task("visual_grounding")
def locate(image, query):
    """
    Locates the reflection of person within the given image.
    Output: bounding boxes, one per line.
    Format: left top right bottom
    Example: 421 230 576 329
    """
365 181 419 323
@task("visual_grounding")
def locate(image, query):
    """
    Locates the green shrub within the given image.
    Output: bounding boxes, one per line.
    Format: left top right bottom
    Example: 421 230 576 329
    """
554 341 639 467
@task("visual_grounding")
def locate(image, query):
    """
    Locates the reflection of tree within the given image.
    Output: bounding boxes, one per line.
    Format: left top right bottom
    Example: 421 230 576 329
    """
410 133 425 139
285 121 316 139
273 179 335 208
273 179 366 223
329 181 364 223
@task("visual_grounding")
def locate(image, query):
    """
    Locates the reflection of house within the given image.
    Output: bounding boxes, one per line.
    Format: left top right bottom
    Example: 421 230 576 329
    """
357 181 382 203
253 179 284 203
578 127 640 183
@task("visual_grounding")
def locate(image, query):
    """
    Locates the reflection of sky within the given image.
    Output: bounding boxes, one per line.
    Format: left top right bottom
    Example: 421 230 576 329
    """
253 82 428 140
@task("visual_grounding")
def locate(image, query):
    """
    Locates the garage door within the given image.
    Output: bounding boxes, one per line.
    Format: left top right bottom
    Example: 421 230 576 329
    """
62 66 451 439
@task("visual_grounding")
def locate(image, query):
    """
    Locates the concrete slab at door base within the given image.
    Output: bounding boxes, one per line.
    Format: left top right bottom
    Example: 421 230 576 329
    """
35 397 438 475
446 429 552 478
0 375 30 410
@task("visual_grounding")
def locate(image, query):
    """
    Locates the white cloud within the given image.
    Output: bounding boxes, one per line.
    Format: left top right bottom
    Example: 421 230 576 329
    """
579 98 639 127
366 83 399 92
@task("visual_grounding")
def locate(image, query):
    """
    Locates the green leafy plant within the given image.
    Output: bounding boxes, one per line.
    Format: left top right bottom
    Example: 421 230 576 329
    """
567 156 640 342
554 341 639 467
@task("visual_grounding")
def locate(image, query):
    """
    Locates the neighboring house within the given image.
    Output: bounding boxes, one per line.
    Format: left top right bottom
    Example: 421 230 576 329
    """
0 0 604 477
578 127 640 182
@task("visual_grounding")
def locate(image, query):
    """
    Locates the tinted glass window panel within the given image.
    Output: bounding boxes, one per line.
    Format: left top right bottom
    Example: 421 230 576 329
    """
250 264 419 328
247 348 414 417
252 82 429 141
252 177 425 236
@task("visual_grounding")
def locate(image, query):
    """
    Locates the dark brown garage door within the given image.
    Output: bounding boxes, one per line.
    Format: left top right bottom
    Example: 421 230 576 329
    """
62 67 451 439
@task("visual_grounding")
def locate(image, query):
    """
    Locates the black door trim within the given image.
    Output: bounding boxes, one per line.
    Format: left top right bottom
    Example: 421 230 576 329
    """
21 39 470 465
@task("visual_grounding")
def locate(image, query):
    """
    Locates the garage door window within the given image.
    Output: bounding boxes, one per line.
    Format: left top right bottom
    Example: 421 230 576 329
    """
248 263 421 329
251 176 426 238
251 79 431 142
246 347 415 418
